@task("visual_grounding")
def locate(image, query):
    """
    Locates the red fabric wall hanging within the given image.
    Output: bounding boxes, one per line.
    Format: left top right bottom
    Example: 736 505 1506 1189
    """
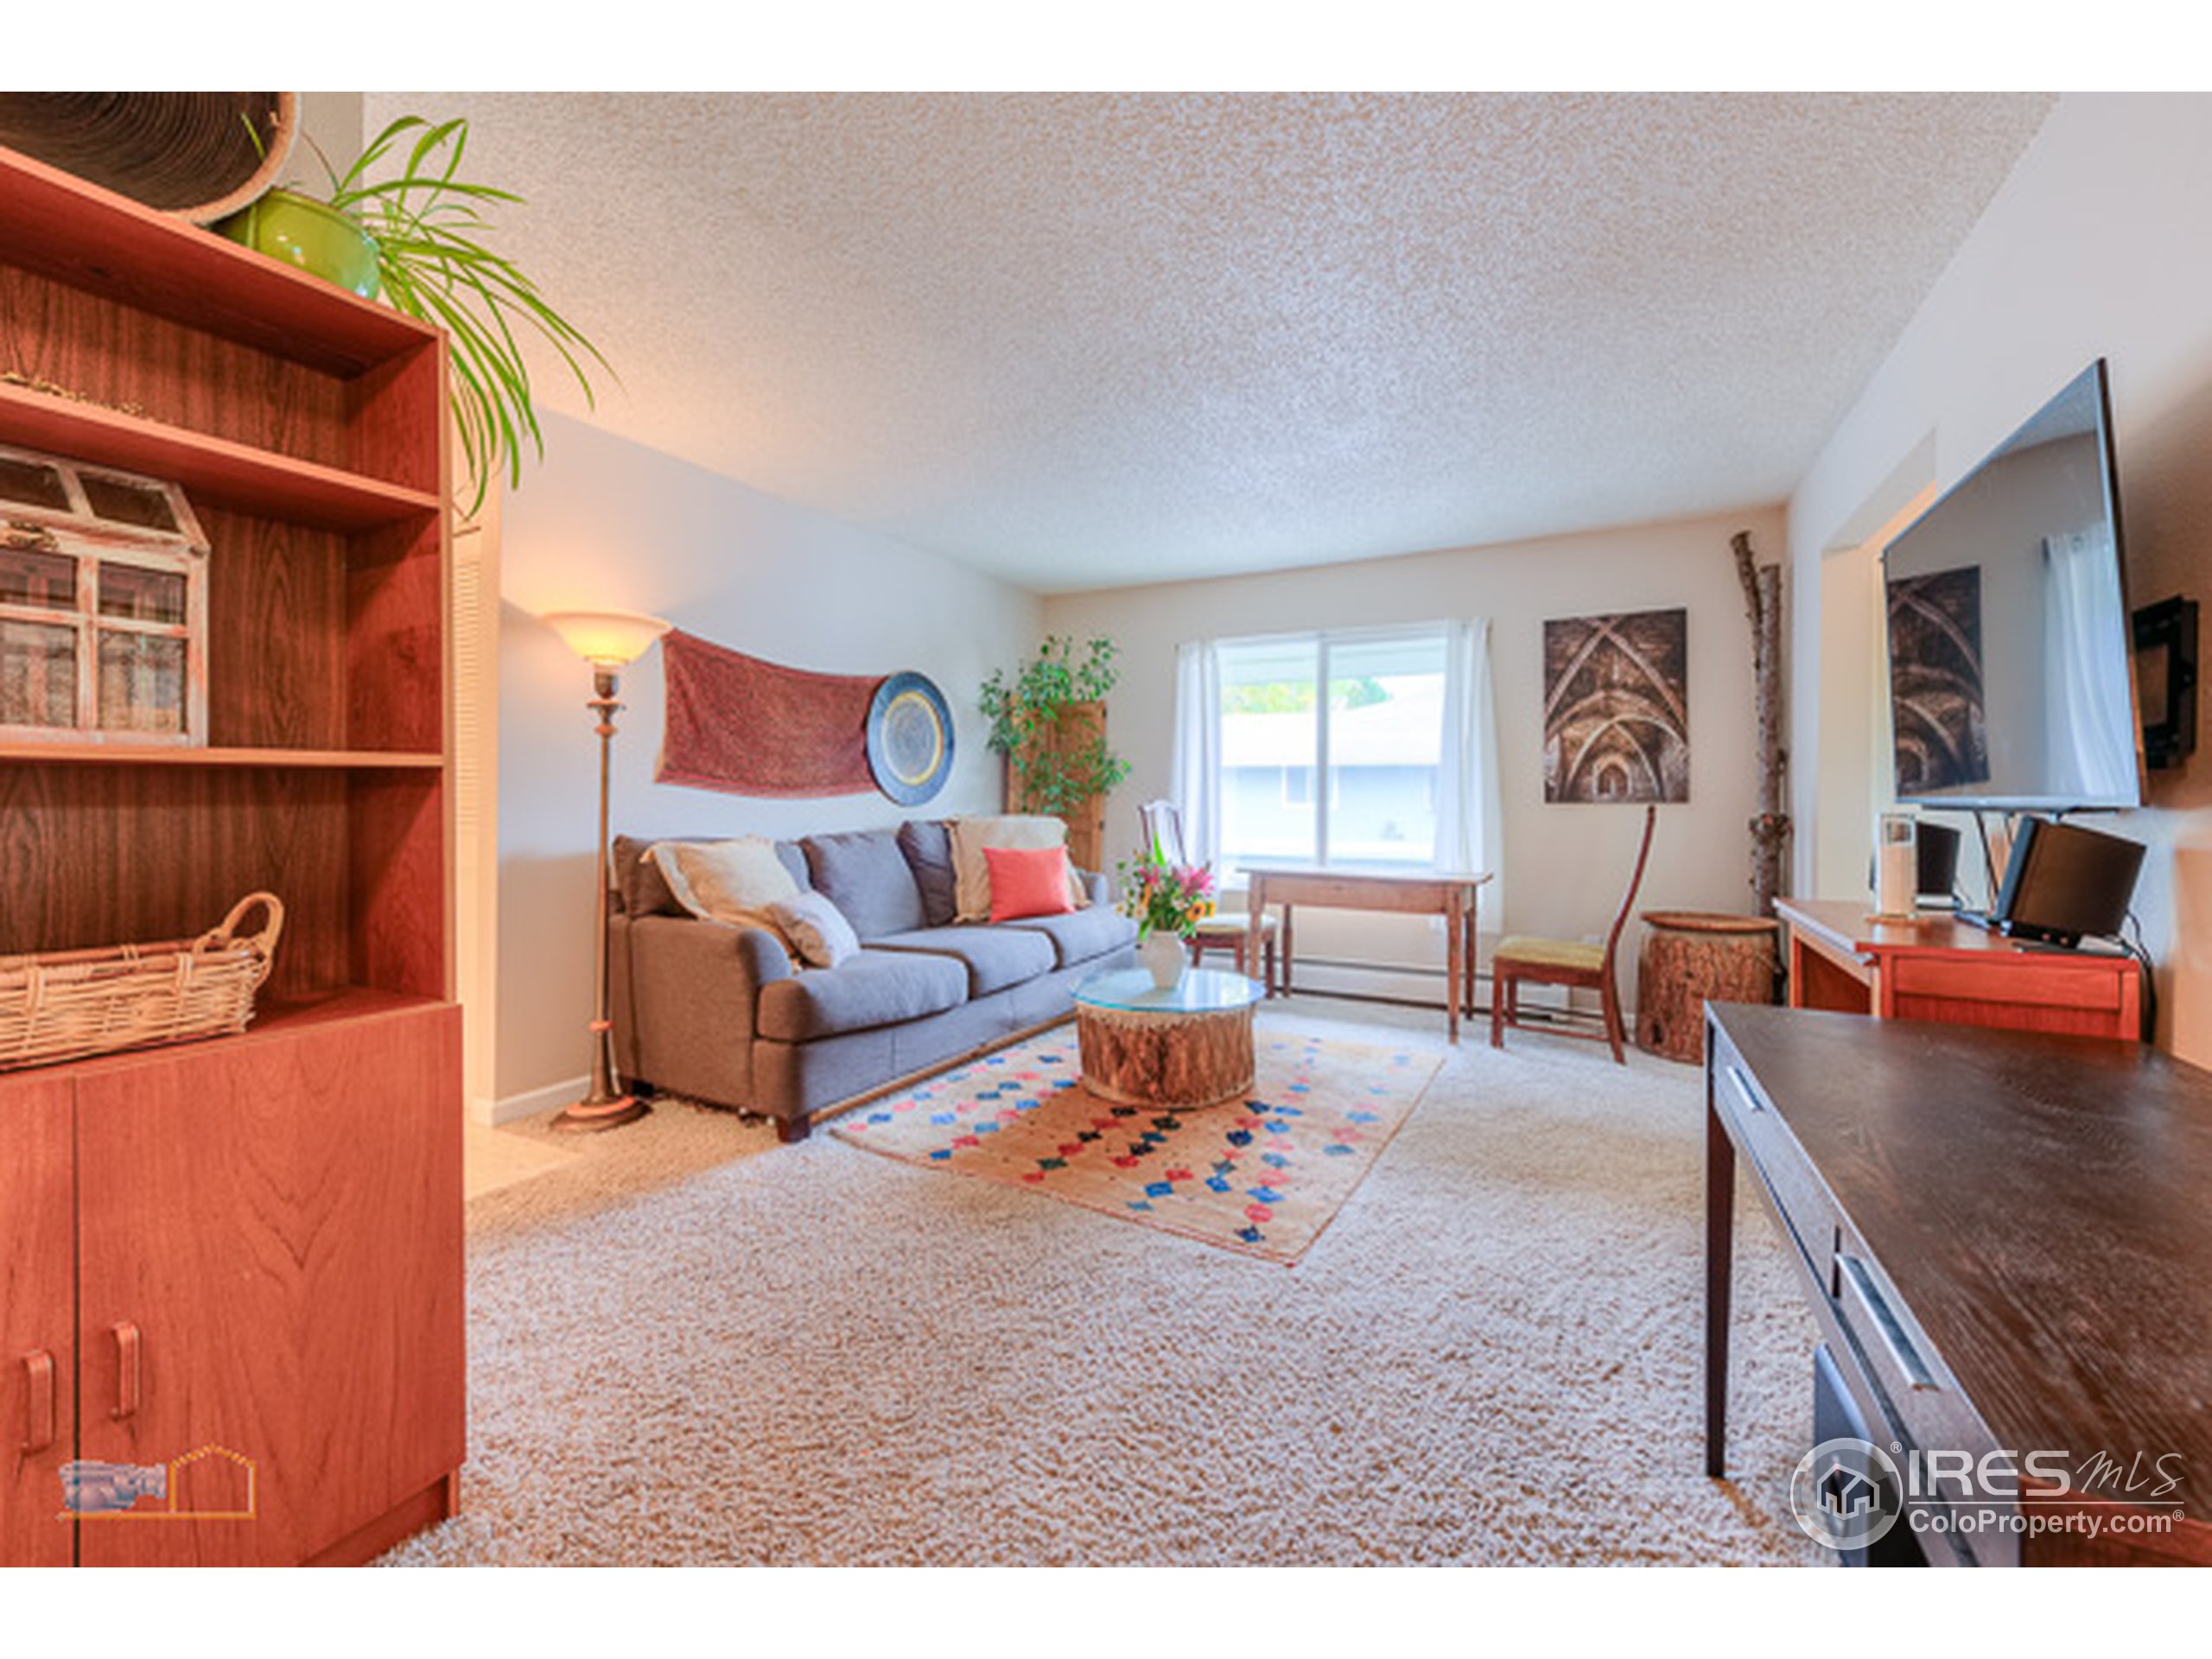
657 629 880 798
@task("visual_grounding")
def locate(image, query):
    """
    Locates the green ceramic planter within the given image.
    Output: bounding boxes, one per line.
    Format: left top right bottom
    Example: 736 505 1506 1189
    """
217 188 380 299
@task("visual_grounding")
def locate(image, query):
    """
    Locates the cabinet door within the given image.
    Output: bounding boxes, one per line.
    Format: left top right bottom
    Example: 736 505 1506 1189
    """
0 1074 75 1568
74 1005 464 1567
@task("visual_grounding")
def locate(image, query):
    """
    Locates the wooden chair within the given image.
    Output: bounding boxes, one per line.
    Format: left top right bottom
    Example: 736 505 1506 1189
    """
1136 799 1278 993
1489 804 1657 1064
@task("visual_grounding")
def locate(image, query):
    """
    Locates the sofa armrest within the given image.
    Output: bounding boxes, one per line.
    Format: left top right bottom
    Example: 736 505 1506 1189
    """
619 913 793 1108
1077 867 1111 907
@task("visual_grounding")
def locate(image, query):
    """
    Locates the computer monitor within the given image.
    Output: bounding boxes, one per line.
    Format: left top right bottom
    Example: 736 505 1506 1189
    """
1990 817 2145 948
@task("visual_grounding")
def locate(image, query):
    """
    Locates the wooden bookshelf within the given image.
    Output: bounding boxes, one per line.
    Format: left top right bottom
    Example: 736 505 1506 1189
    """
0 742 444 767
0 146 429 372
0 380 442 530
0 148 463 1567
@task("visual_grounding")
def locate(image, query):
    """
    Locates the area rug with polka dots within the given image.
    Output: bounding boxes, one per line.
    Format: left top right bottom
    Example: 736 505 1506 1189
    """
832 1025 1441 1264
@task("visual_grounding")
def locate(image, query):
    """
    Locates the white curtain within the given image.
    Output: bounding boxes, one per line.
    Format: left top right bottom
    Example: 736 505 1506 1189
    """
2044 530 2136 802
1171 638 1223 869
1436 618 1503 915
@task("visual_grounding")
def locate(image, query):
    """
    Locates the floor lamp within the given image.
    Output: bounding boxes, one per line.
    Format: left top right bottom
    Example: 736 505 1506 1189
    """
543 609 672 1133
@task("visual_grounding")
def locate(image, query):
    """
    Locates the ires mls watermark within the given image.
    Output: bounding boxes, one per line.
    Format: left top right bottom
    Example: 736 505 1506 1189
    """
58 1446 258 1522
1789 1437 2186 1552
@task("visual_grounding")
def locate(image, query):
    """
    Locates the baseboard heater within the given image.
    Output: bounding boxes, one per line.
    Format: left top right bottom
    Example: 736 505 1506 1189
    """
1281 955 1584 1026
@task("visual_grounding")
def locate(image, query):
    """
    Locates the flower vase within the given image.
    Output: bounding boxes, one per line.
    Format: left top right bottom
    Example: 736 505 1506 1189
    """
1141 930 1188 991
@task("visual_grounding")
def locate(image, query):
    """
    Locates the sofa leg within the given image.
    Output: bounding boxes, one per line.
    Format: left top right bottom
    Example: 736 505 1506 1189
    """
776 1112 813 1145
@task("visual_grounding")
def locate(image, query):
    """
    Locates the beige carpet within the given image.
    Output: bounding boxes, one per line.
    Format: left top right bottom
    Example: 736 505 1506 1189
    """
382 1000 1825 1567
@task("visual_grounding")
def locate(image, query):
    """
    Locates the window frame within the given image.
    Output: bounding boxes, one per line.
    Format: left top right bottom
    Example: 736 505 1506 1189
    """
1215 620 1451 875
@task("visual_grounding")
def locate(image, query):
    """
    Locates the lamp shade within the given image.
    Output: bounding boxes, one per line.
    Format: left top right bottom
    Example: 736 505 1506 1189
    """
543 610 671 667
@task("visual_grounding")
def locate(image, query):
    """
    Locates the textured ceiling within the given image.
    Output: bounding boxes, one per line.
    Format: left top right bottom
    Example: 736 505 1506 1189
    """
365 92 2055 593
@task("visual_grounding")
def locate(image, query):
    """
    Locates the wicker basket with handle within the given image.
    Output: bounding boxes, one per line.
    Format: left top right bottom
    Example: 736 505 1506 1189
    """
0 893 285 1071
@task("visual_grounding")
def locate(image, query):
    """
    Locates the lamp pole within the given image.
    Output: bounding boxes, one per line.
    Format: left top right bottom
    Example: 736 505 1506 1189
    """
555 664 644 1131
543 610 671 1134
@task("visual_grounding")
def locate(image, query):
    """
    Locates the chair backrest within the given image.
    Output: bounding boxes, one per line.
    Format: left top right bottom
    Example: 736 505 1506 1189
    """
1601 805 1660 969
1137 799 1189 866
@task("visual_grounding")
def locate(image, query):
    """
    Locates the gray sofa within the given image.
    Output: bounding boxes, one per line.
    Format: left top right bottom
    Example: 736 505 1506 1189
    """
607 819 1137 1142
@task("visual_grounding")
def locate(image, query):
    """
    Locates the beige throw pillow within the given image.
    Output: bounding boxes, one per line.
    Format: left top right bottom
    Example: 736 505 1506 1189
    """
647 838 802 950
949 815 1086 921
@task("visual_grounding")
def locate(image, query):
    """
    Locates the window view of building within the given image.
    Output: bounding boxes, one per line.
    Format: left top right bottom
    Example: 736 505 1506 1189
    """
1216 628 1448 872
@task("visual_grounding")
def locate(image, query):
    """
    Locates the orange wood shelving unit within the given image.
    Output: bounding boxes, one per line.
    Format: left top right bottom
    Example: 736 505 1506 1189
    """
0 146 464 1567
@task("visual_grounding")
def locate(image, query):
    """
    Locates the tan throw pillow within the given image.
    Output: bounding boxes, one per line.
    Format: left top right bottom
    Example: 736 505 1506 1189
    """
648 838 802 950
948 815 1086 921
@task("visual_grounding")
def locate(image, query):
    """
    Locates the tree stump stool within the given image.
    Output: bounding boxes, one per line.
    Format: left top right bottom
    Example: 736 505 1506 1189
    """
1635 911 1781 1065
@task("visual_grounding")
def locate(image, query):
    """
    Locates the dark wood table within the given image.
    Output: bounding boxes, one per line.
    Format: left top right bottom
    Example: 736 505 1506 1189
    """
1706 1002 2212 1566
1243 868 1491 1042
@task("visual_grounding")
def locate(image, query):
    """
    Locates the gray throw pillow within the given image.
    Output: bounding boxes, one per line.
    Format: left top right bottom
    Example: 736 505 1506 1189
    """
768 891 861 969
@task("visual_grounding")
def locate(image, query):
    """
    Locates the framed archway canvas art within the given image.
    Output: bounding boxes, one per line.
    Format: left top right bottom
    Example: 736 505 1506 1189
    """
1543 608 1689 804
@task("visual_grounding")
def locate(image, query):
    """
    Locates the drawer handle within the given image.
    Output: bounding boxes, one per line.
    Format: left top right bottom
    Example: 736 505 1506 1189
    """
20 1351 55 1453
111 1321 142 1421
1723 1065 1766 1116
1839 1255 1940 1392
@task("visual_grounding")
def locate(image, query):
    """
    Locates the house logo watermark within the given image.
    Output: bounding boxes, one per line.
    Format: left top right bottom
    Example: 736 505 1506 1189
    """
1789 1437 2188 1552
60 1445 257 1521
1789 1438 1904 1550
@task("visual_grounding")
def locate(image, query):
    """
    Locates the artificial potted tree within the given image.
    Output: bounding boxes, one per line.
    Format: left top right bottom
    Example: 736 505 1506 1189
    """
979 636 1132 874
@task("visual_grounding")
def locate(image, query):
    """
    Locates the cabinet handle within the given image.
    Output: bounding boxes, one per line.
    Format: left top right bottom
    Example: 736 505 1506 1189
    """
111 1321 142 1421
1723 1064 1766 1116
20 1351 55 1452
1838 1255 1941 1392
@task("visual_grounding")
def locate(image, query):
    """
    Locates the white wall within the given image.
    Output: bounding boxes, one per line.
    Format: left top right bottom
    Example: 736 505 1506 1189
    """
1788 92 2212 1063
494 415 1043 1109
1043 507 1784 1006
295 93 362 188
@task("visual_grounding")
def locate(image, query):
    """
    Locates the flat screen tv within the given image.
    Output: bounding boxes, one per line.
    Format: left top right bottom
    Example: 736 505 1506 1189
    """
1884 359 2144 810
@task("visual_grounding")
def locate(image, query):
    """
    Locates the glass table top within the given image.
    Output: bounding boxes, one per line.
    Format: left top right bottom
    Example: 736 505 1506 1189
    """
1071 967 1265 1015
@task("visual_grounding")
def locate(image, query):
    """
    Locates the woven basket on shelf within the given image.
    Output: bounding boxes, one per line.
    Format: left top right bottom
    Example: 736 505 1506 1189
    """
0 893 285 1071
0 92 299 224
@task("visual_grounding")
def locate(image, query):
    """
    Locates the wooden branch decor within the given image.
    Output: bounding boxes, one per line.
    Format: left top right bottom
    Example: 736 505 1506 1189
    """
1732 530 1789 917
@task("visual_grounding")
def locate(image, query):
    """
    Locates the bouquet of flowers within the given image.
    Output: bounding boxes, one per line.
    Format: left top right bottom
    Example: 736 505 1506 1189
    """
1116 836 1217 940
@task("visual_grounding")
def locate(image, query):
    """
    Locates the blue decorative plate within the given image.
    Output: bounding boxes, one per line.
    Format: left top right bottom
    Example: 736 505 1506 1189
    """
868 671 954 804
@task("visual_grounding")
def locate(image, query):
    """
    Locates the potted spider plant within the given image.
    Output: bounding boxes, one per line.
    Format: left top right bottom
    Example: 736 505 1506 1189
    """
219 115 609 514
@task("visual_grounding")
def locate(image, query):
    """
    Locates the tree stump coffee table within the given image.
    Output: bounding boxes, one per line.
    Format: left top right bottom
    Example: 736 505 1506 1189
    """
1071 968 1266 1110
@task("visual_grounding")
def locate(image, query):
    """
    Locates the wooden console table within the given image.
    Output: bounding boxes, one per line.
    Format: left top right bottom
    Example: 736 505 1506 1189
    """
1243 868 1491 1042
1775 896 2141 1041
1706 1003 2212 1566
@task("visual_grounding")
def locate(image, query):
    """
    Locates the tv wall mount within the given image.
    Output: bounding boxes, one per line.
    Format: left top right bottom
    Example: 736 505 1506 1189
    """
2133 594 2197 770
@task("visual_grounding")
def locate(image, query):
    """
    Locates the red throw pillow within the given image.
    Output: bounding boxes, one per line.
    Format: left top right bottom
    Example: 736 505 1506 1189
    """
985 844 1076 922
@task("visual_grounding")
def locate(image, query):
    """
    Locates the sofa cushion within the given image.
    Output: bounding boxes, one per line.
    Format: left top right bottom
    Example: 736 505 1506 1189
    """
755 949 969 1042
614 833 683 916
869 925 1058 996
896 819 959 927
1001 905 1139 969
614 833 807 916
803 829 927 941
